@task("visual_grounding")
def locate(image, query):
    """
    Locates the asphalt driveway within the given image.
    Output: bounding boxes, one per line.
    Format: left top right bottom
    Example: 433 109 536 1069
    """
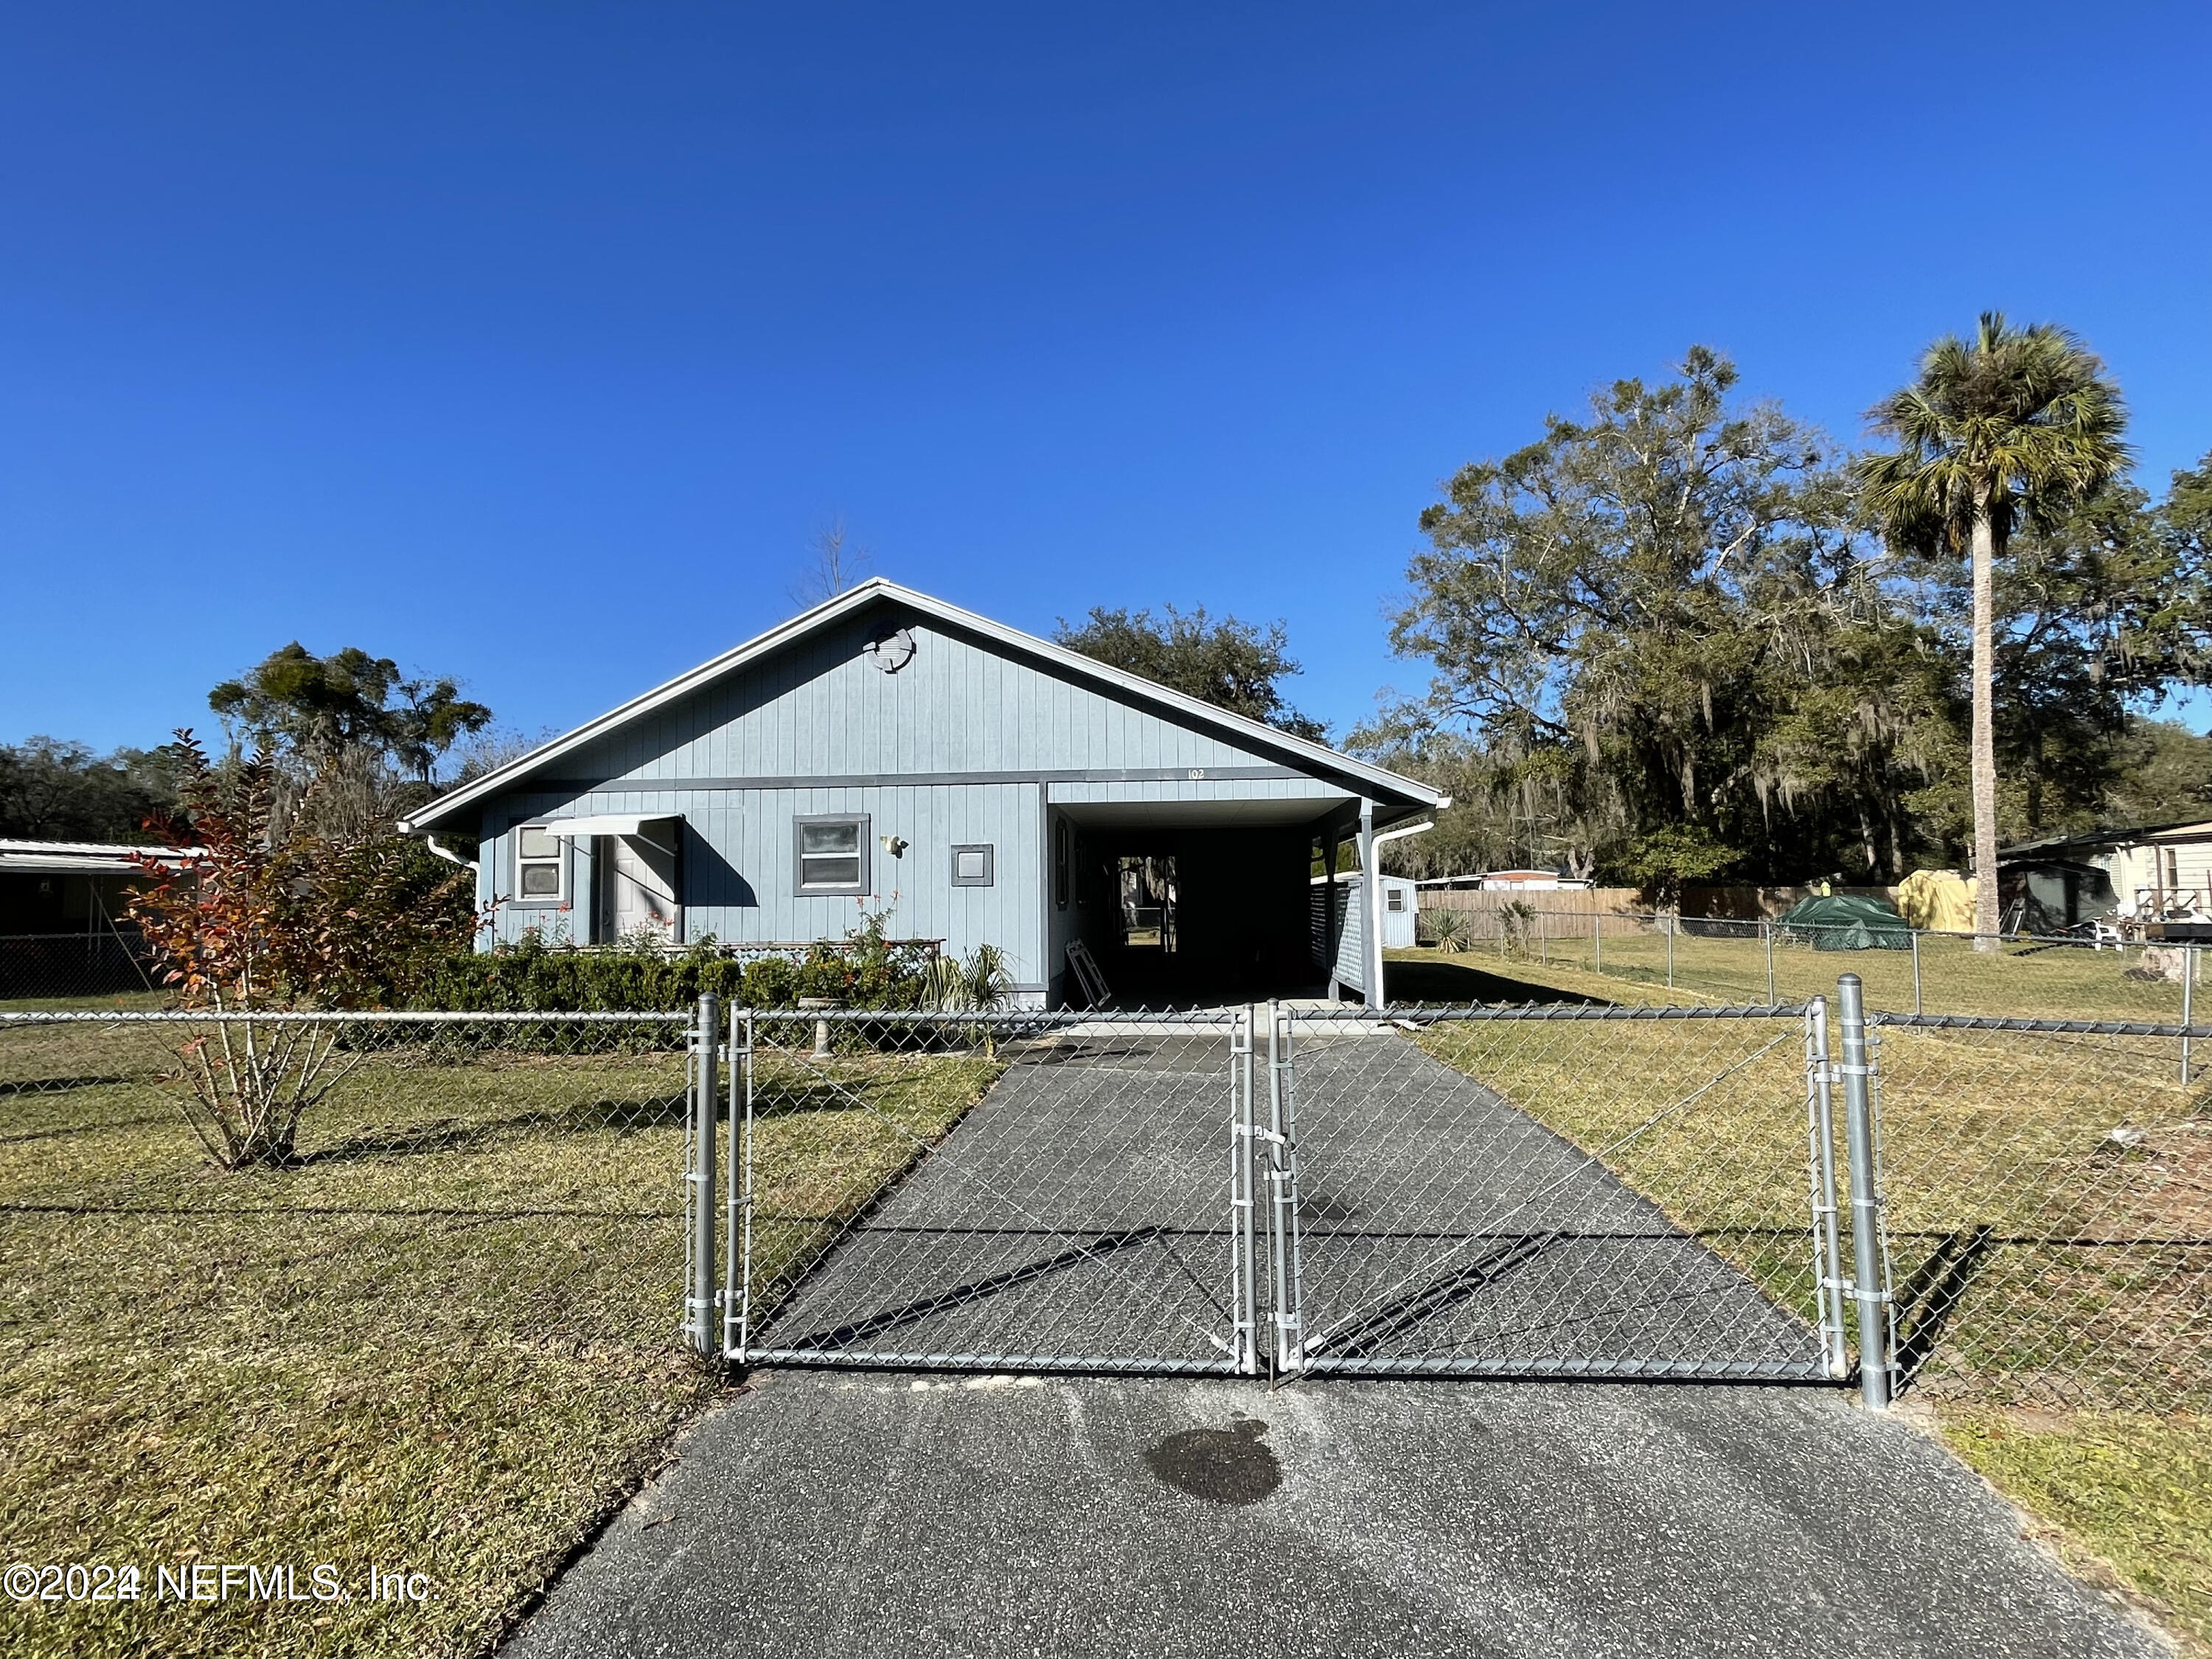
501 1371 2167 1659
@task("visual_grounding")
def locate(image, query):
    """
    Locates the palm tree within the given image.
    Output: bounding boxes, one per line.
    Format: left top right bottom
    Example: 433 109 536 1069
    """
1857 313 2129 947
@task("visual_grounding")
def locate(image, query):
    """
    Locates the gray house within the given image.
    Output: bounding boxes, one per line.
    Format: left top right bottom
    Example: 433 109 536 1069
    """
399 580 1441 1007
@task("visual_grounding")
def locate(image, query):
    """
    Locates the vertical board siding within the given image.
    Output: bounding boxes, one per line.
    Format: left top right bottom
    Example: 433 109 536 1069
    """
556 610 1285 784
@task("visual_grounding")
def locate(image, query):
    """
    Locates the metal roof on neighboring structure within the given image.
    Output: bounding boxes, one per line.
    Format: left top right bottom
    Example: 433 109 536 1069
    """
2000 817 2212 860
0 840 197 875
400 579 1444 834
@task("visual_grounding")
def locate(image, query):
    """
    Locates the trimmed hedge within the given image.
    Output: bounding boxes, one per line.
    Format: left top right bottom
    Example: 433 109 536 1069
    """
409 929 938 1013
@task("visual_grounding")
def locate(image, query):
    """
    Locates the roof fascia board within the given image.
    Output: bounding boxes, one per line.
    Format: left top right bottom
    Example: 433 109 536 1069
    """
400 580 1438 832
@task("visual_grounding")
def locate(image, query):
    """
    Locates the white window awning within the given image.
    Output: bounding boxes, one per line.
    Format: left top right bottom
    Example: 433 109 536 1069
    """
541 814 681 852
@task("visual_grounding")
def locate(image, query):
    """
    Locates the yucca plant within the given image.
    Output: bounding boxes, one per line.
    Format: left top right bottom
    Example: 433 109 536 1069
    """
1422 908 1467 954
922 943 1018 1053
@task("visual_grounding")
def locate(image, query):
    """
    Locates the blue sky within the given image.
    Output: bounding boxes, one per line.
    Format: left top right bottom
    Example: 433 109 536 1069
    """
4 2 2209 757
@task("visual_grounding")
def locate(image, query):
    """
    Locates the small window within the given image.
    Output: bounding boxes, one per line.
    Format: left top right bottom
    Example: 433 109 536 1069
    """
794 813 870 895
951 844 995 888
1386 888 1405 913
515 825 566 902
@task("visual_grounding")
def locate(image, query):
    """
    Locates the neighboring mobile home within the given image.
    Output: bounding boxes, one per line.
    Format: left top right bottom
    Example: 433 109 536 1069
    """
2000 817 2212 930
399 581 1442 1007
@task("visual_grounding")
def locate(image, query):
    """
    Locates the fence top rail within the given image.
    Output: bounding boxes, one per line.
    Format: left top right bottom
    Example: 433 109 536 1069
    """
0 929 149 942
1305 1001 1813 1023
746 1005 1249 1027
1868 1011 2212 1039
0 1009 696 1026
0 1004 1257 1029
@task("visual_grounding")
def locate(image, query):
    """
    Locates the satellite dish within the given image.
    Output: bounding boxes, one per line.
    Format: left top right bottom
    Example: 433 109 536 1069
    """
865 628 916 674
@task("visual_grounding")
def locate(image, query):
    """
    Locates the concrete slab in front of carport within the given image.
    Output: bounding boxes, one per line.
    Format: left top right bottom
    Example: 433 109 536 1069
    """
498 1371 2172 1659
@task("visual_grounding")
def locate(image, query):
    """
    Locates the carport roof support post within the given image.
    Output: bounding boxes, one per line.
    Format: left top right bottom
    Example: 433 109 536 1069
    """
1361 803 1380 1010
1365 812 1436 1010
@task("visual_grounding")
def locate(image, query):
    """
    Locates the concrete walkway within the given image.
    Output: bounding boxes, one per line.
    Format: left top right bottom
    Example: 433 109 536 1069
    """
501 1373 2168 1659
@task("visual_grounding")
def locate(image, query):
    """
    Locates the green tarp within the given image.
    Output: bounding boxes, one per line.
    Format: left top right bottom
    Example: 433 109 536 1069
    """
1776 893 1913 951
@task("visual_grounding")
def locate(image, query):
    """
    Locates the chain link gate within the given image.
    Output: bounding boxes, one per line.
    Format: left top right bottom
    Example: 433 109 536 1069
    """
1265 1002 1852 1382
692 998 1872 1387
722 1007 1262 1374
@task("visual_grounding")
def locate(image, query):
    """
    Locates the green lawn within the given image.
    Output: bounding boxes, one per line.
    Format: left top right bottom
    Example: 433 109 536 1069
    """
0 1016 996 1658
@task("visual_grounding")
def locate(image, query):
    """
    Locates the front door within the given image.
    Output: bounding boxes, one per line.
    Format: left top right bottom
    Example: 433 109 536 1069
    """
595 834 680 945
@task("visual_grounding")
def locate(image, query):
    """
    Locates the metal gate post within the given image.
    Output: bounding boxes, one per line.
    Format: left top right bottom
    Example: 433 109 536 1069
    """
1802 997 1849 1379
1764 921 1776 1007
1593 911 1602 973
1836 975 1893 1408
1228 1006 1259 1374
1666 914 1675 991
726 1005 753 1363
1266 1000 1305 1374
687 992 720 1362
2183 947 2195 1087
1910 931 1924 1016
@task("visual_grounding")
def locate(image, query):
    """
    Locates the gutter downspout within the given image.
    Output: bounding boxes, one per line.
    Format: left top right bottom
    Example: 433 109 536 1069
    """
425 835 480 875
1366 807 1445 1010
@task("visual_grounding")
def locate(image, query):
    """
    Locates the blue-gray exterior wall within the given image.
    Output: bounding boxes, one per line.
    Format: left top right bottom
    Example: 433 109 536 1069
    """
464 602 1363 995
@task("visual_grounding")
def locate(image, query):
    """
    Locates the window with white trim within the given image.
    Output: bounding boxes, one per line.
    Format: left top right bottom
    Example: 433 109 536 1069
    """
1386 887 1405 912
515 826 566 902
794 814 870 895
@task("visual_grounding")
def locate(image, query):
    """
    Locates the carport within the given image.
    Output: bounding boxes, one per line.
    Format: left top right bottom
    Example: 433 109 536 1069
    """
1047 795 1435 1010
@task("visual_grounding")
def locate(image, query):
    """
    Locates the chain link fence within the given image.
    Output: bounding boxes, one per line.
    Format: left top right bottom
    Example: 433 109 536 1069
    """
1862 1010 2211 1410
0 927 162 1007
1421 904 2204 1029
4 989 2202 1413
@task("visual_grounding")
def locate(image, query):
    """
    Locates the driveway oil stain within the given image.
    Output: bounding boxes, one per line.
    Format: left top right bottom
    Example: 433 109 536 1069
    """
1142 1416 1280 1505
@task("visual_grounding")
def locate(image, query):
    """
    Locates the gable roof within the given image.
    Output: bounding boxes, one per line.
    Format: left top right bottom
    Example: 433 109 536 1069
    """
399 579 1442 833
